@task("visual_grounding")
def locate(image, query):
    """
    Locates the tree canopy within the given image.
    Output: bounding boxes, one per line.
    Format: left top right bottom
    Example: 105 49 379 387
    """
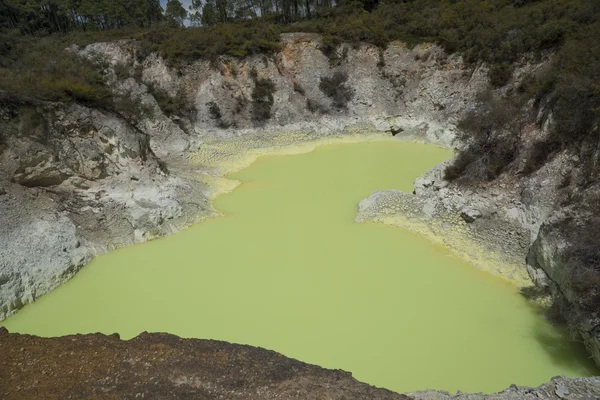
165 0 187 27
1 0 164 33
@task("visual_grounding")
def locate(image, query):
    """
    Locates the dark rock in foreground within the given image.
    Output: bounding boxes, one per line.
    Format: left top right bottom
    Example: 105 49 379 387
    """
1 328 599 399
0 327 406 400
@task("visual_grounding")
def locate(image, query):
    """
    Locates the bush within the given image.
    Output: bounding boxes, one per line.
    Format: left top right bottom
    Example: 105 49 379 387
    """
251 74 276 123
149 19 281 66
319 71 353 109
445 92 524 182
0 35 112 107
206 101 222 120
523 138 561 174
113 94 154 123
113 62 131 80
148 84 193 118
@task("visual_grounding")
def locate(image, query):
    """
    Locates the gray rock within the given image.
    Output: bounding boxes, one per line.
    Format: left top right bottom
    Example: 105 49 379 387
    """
389 125 404 135
2 32 599 374
460 207 482 223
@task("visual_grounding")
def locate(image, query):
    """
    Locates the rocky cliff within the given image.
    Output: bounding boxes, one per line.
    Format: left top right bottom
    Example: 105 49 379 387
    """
0 32 598 372
0 33 489 320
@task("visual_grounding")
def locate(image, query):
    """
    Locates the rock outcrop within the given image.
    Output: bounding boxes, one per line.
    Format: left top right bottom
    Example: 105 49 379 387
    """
0 33 490 321
1 31 599 374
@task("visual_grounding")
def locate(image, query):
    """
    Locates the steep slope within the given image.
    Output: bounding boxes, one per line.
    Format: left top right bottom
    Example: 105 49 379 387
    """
1 32 598 369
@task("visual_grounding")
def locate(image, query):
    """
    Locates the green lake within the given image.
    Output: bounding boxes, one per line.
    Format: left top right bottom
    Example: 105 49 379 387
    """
2 140 597 393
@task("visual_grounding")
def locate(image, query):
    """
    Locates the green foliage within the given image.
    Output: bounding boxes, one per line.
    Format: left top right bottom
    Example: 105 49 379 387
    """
0 35 112 106
113 94 154 123
445 92 524 182
522 138 561 174
447 8 599 184
319 71 353 110
200 0 218 26
147 84 193 118
165 0 187 28
113 61 131 80
0 0 597 179
18 106 49 142
287 0 598 87
150 19 281 65
1 0 163 34
206 101 222 120
250 70 276 123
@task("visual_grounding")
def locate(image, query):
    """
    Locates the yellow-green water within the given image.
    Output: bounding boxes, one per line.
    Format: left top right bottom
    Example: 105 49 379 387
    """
2 140 597 393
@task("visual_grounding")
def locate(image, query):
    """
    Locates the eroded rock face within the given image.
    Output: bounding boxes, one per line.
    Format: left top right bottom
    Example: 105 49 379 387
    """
1 329 599 400
1 32 599 374
0 103 210 320
0 34 491 321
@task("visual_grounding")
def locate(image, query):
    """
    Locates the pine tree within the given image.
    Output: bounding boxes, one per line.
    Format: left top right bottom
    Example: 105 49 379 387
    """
201 0 217 26
189 0 202 27
165 0 187 27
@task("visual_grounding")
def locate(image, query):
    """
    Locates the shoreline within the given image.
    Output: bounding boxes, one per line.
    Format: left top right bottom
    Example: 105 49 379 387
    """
189 129 531 287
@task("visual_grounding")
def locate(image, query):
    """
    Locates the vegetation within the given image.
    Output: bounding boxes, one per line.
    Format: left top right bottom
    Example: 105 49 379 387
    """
250 68 276 123
444 91 526 182
165 0 187 28
445 18 600 186
319 71 353 110
147 19 282 65
147 84 193 118
0 34 112 107
0 0 598 168
1 0 163 33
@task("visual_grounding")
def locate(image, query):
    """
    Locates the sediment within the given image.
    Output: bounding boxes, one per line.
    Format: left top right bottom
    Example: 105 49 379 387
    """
1 328 599 400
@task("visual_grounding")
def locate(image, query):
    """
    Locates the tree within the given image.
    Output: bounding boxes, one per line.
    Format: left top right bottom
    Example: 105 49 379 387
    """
165 0 187 27
215 0 230 23
189 0 202 26
201 0 218 26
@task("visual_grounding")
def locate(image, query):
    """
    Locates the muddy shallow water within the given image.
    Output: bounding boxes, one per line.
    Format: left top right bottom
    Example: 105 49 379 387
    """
2 140 596 393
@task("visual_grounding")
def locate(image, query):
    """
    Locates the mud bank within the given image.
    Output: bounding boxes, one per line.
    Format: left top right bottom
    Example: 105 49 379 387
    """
1 328 599 400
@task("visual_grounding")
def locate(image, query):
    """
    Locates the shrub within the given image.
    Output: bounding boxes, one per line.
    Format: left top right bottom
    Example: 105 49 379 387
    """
206 101 230 128
523 138 561 175
250 72 275 123
113 94 154 123
206 101 222 120
489 62 513 87
148 84 193 118
149 19 281 66
319 71 353 110
113 62 131 80
0 35 112 107
445 92 524 182
19 107 50 143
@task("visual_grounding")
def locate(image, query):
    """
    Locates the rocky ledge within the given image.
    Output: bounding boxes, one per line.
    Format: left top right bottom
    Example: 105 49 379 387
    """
1 328 598 400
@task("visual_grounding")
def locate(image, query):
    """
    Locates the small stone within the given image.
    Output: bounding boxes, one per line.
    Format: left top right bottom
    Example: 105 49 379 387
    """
388 125 403 136
555 382 569 398
460 207 482 223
